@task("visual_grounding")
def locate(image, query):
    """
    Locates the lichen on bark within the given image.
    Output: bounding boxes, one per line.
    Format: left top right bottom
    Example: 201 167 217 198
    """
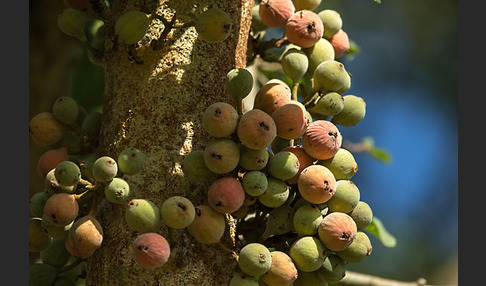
86 0 254 285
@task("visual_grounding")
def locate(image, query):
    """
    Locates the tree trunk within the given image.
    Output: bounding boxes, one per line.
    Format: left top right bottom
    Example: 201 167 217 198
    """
86 1 253 285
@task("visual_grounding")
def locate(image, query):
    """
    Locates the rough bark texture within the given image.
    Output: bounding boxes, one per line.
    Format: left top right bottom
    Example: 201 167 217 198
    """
86 1 253 285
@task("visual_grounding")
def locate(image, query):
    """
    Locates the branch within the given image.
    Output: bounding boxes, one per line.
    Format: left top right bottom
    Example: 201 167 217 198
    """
337 271 434 286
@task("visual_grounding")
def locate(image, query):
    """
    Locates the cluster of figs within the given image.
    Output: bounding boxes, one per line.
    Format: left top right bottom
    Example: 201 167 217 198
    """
29 0 374 285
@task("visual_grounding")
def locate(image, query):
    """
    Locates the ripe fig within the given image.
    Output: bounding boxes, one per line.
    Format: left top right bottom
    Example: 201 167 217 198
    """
271 101 309 140
302 120 342 160
329 29 350 58
29 112 66 147
318 212 357 251
65 214 103 259
132 232 171 269
253 82 291 116
208 176 245 214
281 145 314 184
187 205 226 244
237 109 277 150
43 193 79 227
285 10 324 48
259 0 295 28
202 102 239 138
37 147 69 178
297 164 336 204
260 251 298 286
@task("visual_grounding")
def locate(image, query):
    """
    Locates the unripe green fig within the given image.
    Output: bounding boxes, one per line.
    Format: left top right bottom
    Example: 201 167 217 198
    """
242 170 268 197
182 150 215 182
293 203 323 236
260 205 295 241
307 92 344 117
226 68 254 102
302 120 342 160
54 161 81 187
302 38 335 76
326 180 360 213
117 147 145 175
336 231 372 263
317 254 346 283
229 267 259 286
43 193 79 227
195 7 232 43
318 9 343 39
92 156 118 182
238 243 272 277
281 146 314 184
29 263 59 286
281 48 309 83
258 176 290 208
187 205 226 244
81 111 102 138
203 138 240 174
239 145 269 171
237 109 277 150
285 10 324 48
297 164 336 204
29 217 52 252
293 270 328 286
115 10 150 45
42 219 73 239
132 232 171 269
318 212 357 251
160 196 195 229
53 275 76 286
267 151 300 181
44 168 77 195
318 148 358 180
259 0 295 28
65 214 103 259
292 0 322 11
313 60 351 95
271 136 292 154
348 201 373 230
58 8 86 42
104 177 130 204
331 95 366 127
52 96 79 125
40 238 72 268
30 192 50 218
202 102 239 138
260 250 298 286
271 101 309 140
289 236 326 272
125 199 161 234
208 176 245 214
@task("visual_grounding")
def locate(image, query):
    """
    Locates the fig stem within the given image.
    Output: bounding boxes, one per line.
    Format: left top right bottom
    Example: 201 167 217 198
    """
88 192 99 217
58 257 84 274
167 226 176 246
291 82 299 101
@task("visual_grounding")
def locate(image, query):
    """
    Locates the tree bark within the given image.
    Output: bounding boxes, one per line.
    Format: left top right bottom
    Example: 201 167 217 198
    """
86 1 253 285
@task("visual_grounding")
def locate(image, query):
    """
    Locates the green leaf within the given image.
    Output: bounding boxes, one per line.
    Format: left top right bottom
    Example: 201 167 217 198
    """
364 216 397 248
368 147 392 164
374 0 382 4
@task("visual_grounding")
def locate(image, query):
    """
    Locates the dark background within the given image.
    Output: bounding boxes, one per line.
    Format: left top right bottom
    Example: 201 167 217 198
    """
25 0 458 285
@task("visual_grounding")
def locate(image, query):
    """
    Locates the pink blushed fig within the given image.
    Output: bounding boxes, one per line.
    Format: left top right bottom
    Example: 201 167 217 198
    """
259 0 295 28
237 109 277 150
132 232 171 269
37 147 69 178
208 176 245 214
318 212 357 252
253 82 292 116
297 164 336 204
43 193 79 227
329 29 350 58
271 101 309 140
302 120 342 160
285 10 324 48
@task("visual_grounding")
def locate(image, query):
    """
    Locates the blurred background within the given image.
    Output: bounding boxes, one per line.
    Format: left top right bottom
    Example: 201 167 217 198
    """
29 0 458 284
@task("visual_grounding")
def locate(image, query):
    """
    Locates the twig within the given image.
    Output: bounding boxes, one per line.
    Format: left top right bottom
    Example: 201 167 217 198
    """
337 271 435 286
